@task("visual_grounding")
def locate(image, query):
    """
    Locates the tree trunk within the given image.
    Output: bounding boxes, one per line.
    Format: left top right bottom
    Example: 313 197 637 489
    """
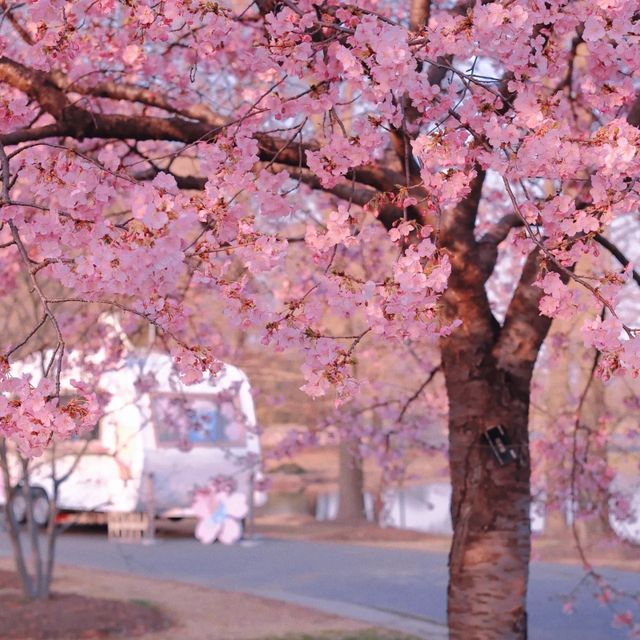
336 441 366 522
0 440 35 599
437 172 552 637
440 274 551 640
443 358 532 640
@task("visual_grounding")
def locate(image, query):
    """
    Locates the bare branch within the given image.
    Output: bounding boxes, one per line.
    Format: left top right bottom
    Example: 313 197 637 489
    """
5 314 48 359
0 1 34 45
397 364 441 422
594 233 640 287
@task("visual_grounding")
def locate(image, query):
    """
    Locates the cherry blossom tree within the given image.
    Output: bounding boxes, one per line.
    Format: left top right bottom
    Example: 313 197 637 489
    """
0 325 127 600
0 1 639 638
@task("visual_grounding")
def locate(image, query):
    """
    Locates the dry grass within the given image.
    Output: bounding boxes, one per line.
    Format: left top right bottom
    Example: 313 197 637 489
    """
0 558 370 640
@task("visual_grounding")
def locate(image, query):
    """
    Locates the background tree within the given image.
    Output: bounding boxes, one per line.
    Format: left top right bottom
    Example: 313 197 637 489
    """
0 2 639 639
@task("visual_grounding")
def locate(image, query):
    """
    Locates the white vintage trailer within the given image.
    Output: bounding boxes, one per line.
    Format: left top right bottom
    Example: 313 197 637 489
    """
2 350 265 528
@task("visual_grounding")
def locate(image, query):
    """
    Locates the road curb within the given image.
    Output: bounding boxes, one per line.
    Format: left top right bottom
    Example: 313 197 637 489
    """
244 587 448 640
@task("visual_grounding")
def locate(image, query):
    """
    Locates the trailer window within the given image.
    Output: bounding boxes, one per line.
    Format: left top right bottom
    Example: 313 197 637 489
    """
151 393 246 449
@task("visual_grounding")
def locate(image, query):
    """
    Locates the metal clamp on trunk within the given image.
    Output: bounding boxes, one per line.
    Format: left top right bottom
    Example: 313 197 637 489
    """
483 425 518 466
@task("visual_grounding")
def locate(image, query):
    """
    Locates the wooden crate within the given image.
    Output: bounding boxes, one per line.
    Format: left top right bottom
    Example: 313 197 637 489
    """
107 512 149 542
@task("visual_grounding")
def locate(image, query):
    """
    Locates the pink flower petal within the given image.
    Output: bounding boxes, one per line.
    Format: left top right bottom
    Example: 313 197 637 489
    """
195 519 222 544
218 518 242 545
191 493 214 519
225 493 248 519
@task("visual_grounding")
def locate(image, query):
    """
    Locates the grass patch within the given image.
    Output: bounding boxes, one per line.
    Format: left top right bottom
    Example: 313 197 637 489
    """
128 598 159 610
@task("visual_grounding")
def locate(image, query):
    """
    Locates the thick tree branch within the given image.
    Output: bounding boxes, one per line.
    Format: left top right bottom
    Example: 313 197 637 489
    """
438 170 497 343
476 213 523 281
0 124 65 146
409 0 431 31
492 249 553 383
254 0 278 16
0 56 406 197
0 57 71 121
48 73 226 128
137 164 414 229
440 169 486 244
479 213 522 246
628 92 640 129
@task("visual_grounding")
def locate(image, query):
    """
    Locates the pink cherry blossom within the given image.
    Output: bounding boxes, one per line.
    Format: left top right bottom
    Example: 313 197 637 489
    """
612 611 634 629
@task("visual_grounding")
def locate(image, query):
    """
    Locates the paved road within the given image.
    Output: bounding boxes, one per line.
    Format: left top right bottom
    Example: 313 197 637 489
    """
1 530 637 639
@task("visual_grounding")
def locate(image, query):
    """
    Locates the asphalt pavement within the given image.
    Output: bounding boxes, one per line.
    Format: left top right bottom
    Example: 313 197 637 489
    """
0 530 637 639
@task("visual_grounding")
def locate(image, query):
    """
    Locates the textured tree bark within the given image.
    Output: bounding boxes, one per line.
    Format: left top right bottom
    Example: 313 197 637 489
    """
336 441 366 523
437 172 552 639
409 0 431 31
443 352 532 640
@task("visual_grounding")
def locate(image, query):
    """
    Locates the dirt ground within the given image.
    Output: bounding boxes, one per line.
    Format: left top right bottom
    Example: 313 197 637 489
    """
0 568 171 640
0 558 376 640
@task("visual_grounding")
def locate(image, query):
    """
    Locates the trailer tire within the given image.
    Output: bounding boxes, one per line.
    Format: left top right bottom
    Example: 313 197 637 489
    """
31 488 50 528
9 487 27 525
9 486 50 528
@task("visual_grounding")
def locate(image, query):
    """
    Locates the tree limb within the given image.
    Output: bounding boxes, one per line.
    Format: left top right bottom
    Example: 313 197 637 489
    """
594 233 640 287
479 213 522 246
628 92 640 129
492 248 553 385
409 0 431 31
0 56 409 197
48 72 226 128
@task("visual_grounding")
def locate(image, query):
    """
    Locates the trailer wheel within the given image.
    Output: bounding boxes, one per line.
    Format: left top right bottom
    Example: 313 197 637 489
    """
8 486 50 527
31 488 50 527
9 487 27 525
